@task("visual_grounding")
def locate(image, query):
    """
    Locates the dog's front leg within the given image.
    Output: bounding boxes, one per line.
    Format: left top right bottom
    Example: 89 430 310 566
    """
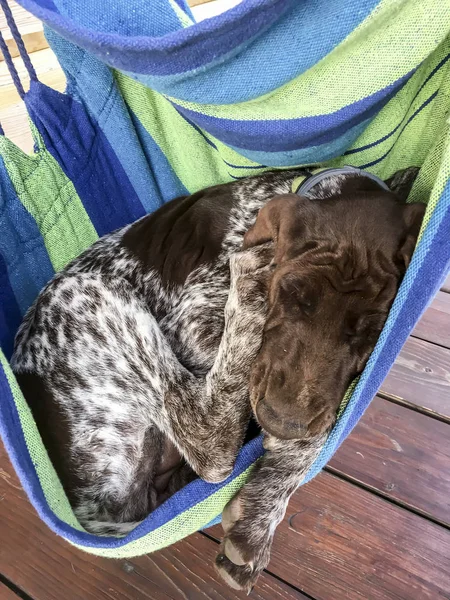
162 244 274 484
215 433 326 592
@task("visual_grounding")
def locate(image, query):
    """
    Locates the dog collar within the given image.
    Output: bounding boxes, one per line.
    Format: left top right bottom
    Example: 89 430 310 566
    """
291 166 391 196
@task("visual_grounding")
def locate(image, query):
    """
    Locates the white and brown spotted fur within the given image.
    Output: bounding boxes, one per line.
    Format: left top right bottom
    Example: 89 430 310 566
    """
12 168 423 591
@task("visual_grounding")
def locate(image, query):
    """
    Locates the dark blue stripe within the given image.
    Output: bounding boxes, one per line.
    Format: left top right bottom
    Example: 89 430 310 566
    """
416 50 450 95
0 155 55 314
0 253 22 359
35 0 56 10
224 161 267 170
171 72 412 152
18 0 293 77
357 90 438 169
346 51 450 156
25 81 146 236
228 173 250 180
173 0 188 10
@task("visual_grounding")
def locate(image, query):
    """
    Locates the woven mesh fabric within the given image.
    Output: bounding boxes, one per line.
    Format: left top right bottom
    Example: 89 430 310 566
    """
0 0 449 555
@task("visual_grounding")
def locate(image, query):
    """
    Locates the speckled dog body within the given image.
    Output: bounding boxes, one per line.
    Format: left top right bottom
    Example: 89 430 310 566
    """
11 170 299 535
11 167 423 592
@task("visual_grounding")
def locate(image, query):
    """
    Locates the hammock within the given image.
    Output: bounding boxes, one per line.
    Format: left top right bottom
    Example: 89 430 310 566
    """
0 0 449 558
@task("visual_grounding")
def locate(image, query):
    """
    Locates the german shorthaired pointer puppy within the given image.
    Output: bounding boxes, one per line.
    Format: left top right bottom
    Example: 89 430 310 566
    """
11 167 424 591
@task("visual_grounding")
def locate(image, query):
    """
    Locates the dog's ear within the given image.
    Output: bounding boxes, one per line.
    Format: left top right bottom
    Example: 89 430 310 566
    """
398 202 426 269
385 167 420 202
243 195 301 261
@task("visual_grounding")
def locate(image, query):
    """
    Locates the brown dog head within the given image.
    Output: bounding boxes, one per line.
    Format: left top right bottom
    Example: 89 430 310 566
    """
244 172 425 440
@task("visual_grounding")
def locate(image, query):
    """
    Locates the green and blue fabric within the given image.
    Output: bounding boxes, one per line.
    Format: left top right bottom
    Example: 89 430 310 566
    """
0 0 449 556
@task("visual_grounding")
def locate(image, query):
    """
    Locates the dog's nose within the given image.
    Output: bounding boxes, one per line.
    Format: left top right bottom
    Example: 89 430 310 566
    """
255 398 308 440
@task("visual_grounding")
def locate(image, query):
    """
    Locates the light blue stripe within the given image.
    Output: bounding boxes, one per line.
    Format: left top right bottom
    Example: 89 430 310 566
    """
129 113 189 202
50 0 183 37
120 0 381 103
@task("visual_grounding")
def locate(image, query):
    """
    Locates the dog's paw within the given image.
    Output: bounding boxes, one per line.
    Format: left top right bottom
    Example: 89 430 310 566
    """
215 553 261 594
230 243 274 278
228 245 274 316
215 494 273 592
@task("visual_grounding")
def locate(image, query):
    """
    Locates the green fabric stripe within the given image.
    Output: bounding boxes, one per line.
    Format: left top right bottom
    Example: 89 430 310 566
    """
0 132 98 272
169 0 450 120
115 72 267 193
328 38 450 188
410 100 450 235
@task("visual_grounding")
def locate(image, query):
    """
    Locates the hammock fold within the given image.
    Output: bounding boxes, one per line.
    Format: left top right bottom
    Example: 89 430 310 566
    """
0 0 449 556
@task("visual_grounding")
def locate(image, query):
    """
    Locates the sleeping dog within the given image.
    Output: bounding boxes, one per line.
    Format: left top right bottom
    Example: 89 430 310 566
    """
11 166 424 591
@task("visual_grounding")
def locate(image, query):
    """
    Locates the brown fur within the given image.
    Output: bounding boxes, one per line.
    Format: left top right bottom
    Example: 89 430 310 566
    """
244 189 424 439
11 166 424 591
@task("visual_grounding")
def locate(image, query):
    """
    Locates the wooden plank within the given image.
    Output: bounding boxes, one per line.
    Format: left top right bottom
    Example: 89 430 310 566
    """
0 443 307 600
329 396 450 524
208 472 450 600
188 0 217 6
0 1 40 36
0 46 66 152
442 273 450 293
0 580 23 600
0 100 34 154
412 291 450 347
0 47 65 110
381 337 450 419
0 1 48 61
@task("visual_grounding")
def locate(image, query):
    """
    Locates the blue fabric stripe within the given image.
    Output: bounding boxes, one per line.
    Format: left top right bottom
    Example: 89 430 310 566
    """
0 254 22 359
177 108 369 171
226 118 373 167
0 155 54 316
25 81 146 236
120 0 380 103
44 28 166 215
51 0 185 38
18 0 293 78
37 0 57 10
171 72 411 152
129 112 189 202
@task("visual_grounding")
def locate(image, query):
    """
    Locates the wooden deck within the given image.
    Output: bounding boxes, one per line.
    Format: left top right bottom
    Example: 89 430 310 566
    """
1 293 449 600
1 1 450 598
